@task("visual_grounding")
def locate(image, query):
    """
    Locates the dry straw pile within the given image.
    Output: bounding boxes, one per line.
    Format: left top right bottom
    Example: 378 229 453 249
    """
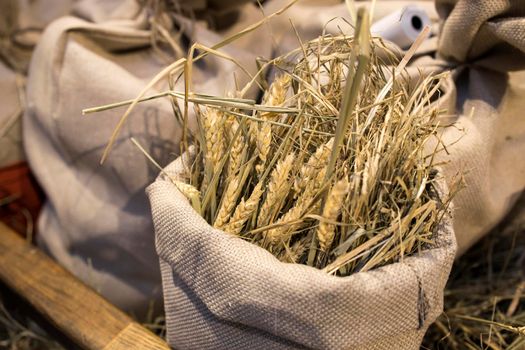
154 9 455 276
424 199 525 350
85 6 457 277
0 295 64 350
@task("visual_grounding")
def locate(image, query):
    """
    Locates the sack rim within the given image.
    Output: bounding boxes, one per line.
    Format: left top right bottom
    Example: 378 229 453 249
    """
147 152 457 348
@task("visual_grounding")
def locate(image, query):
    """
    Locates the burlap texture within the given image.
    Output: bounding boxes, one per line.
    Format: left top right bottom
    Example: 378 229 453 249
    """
437 0 525 63
432 0 525 254
0 0 73 167
22 0 272 315
0 61 24 167
147 153 456 349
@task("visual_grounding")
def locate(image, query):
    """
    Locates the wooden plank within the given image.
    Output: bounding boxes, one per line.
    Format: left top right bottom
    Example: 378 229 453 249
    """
104 323 169 350
0 222 170 350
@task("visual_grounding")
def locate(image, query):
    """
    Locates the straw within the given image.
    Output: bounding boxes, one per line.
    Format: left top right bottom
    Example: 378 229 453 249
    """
88 6 456 277
423 197 525 350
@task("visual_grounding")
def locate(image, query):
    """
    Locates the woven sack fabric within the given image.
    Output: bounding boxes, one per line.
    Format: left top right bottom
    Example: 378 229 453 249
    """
432 0 525 254
0 0 72 167
23 0 267 315
149 0 525 346
147 153 456 350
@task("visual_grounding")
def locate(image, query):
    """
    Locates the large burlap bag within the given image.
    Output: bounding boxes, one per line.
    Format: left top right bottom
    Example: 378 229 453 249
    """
24 7 174 316
147 152 456 349
432 0 525 254
23 0 266 315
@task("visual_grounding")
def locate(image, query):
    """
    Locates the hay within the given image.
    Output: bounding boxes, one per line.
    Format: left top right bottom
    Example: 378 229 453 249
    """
86 7 457 276
0 293 64 350
423 196 525 349
144 8 457 276
142 314 167 341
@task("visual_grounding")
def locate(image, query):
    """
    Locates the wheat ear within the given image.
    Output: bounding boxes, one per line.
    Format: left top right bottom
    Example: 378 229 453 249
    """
248 120 258 146
278 237 308 263
170 179 202 212
203 107 225 171
264 205 303 246
255 122 272 175
268 160 329 246
294 138 334 196
227 121 245 178
213 177 240 229
258 153 295 226
172 180 200 199
224 183 264 235
316 178 349 252
265 144 331 245
261 74 291 120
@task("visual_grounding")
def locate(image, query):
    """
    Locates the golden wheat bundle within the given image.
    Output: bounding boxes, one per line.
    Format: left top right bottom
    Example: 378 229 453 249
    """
85 8 457 278
165 10 456 276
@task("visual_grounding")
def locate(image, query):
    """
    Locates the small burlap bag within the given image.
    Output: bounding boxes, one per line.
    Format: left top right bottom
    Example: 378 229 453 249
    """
148 1 525 346
147 153 456 350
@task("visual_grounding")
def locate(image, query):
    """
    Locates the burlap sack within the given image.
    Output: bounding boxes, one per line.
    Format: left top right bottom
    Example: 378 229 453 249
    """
0 0 73 168
0 0 23 168
432 0 525 254
0 61 24 168
148 1 524 347
147 152 456 349
23 0 268 315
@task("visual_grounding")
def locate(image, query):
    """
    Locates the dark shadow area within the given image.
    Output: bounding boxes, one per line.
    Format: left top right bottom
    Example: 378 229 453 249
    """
422 191 525 349
0 281 80 350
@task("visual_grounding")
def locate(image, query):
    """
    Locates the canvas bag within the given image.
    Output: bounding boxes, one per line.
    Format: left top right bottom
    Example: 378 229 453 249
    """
432 0 525 254
23 0 267 316
149 0 524 348
0 61 24 168
148 155 456 350
147 2 457 349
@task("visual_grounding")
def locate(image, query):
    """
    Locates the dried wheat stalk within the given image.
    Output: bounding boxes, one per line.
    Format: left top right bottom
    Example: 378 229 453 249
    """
224 183 264 235
213 177 240 229
255 122 272 176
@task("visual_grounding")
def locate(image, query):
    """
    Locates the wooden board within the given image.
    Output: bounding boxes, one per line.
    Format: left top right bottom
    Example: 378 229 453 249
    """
0 222 170 350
